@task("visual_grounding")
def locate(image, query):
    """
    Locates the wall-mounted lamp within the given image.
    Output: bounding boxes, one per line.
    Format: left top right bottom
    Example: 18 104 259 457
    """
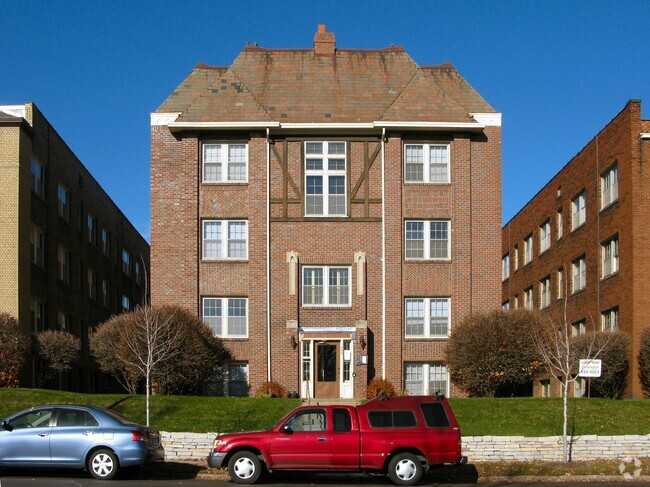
359 334 366 350
290 335 298 350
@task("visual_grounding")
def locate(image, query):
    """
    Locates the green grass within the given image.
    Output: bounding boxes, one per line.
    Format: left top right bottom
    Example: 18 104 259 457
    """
2 389 650 436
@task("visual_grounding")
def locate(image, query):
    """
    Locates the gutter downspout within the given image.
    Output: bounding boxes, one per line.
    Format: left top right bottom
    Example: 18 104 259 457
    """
381 128 386 379
267 128 271 382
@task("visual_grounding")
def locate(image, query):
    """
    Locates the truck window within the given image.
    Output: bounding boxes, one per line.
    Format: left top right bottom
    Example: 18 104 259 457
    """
285 409 326 432
420 402 450 427
333 408 352 432
368 410 416 428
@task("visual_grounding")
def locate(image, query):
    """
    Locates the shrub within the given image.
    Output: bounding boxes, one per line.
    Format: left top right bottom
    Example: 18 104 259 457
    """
639 329 650 398
255 381 287 398
366 378 396 398
574 332 630 399
0 312 29 388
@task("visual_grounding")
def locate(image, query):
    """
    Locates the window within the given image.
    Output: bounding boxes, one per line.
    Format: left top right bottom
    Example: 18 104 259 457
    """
540 276 551 309
122 249 131 275
502 301 510 310
524 234 533 264
333 408 352 432
302 266 350 306
135 262 142 286
285 409 327 432
601 236 619 278
101 229 110 257
572 319 586 336
10 408 54 430
572 256 586 293
601 164 618 209
420 403 450 427
30 225 45 267
405 220 450 260
513 294 519 309
57 183 70 222
513 246 519 271
540 220 551 253
202 297 248 337
368 410 417 428
405 298 450 337
31 298 45 333
404 143 450 183
302 341 311 381
122 295 130 312
31 157 45 198
557 209 563 240
203 143 248 182
540 379 550 397
57 244 70 283
572 192 586 229
87 214 97 245
574 377 586 398
228 363 249 396
524 287 533 310
57 311 70 330
202 220 248 260
602 307 619 332
56 408 98 428
404 363 449 396
502 254 510 281
101 279 110 308
87 267 96 300
557 267 565 299
304 141 346 216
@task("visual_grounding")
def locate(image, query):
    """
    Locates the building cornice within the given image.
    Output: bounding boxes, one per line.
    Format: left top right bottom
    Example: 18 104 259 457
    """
641 133 650 139
470 112 502 127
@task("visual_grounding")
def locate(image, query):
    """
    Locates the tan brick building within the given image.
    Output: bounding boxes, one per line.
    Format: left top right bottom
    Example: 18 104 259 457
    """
151 26 501 399
0 103 149 392
502 100 650 399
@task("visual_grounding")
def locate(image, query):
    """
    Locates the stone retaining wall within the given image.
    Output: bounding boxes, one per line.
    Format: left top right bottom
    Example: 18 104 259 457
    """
161 432 650 462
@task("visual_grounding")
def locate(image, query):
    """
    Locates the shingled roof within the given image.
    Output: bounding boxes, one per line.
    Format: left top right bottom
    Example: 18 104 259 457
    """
157 26 495 124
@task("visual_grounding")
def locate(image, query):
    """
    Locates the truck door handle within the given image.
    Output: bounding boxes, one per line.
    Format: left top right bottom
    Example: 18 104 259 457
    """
318 437 326 442
38 433 49 437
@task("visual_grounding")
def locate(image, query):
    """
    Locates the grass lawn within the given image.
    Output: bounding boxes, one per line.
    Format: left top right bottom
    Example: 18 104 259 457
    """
1 389 649 436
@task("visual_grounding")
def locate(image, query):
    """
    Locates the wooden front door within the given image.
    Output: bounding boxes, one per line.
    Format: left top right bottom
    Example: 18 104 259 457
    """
314 341 339 397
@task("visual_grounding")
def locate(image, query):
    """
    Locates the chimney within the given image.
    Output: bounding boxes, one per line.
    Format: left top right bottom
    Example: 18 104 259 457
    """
313 24 335 56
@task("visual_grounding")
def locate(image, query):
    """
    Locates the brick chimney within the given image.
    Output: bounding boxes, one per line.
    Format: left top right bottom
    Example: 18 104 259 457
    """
313 24 335 56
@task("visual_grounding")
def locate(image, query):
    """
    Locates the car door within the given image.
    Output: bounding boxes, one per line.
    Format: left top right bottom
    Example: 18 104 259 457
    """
0 408 54 465
49 408 100 466
270 408 331 468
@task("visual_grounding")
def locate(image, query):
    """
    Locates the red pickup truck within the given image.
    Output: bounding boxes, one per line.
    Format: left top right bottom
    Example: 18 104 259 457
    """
207 395 466 485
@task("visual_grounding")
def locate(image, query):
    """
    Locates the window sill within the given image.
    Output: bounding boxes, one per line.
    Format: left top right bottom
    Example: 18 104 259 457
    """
302 305 352 309
600 271 619 282
201 181 249 185
570 222 586 233
599 199 618 213
202 259 249 263
404 258 451 264
404 336 450 340
571 288 586 297
404 181 451 186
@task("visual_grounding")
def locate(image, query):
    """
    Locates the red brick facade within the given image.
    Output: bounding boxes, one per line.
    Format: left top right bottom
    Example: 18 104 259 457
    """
502 100 650 398
151 28 501 399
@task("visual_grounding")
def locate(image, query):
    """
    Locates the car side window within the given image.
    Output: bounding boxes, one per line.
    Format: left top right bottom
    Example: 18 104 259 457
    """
56 409 99 427
284 409 326 432
368 410 417 428
10 409 54 430
333 408 352 432
420 403 450 427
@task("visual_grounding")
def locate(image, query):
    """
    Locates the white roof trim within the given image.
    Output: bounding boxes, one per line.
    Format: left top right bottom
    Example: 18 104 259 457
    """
281 123 375 129
470 112 502 127
641 133 650 139
151 112 181 126
166 120 486 131
0 105 26 119
374 120 485 131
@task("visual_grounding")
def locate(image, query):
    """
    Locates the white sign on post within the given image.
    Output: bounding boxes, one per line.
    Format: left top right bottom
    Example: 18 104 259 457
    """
579 359 602 378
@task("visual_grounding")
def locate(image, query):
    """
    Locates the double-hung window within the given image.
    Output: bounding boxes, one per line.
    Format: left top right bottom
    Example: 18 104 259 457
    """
302 266 351 306
304 142 346 217
502 254 510 281
540 276 551 309
87 214 97 245
57 183 70 222
405 220 450 260
572 319 586 336
404 143 450 183
524 287 533 310
557 210 563 240
601 164 618 209
572 256 586 293
202 220 248 260
601 236 619 278
540 220 551 253
572 192 586 229
202 297 248 337
405 298 450 338
524 234 533 264
31 157 45 198
122 249 131 275
57 244 70 283
203 143 248 182
601 307 619 332
404 363 449 396
30 225 45 267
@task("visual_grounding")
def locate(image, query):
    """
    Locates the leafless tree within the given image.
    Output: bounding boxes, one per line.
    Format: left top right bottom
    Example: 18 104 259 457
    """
0 312 29 388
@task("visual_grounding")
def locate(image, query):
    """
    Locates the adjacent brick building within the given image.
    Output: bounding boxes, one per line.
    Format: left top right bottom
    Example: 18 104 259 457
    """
502 100 650 399
151 26 502 399
0 103 149 392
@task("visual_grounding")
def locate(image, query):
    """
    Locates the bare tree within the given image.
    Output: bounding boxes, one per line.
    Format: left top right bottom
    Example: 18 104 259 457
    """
36 330 81 388
0 312 30 388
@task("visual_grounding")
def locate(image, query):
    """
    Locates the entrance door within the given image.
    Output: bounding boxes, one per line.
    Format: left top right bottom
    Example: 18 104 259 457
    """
315 341 339 397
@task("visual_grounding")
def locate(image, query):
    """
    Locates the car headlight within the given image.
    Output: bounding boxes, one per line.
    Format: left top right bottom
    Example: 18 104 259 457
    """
213 438 223 450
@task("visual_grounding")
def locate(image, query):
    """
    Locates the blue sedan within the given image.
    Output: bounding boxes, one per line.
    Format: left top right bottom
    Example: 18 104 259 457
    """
0 405 164 480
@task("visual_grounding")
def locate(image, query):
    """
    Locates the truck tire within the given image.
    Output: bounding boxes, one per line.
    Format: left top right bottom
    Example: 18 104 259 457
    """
228 451 262 484
387 452 423 486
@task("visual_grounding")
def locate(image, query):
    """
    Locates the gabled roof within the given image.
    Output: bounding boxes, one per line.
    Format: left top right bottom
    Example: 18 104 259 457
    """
157 32 496 125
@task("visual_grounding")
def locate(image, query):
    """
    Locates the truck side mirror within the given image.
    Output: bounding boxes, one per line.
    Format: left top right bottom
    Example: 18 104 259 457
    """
280 424 293 434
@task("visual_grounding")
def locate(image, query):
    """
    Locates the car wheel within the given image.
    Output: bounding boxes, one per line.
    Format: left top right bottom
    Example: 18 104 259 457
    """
88 449 119 480
387 453 423 486
228 451 262 484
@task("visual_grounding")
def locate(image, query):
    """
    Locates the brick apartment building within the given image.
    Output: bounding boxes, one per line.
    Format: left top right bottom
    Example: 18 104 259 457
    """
502 100 650 399
0 103 149 392
151 26 501 399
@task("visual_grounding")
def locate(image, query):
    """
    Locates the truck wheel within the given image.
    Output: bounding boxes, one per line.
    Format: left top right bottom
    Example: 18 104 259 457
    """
88 449 119 480
228 451 262 484
387 453 423 486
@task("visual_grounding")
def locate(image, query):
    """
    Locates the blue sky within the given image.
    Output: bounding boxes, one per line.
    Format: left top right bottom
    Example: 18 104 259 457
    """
2 1 649 240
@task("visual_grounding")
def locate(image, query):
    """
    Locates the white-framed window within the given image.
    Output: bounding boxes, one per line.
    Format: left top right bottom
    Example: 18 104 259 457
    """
572 192 586 230
404 362 449 396
302 266 351 306
502 301 510 310
556 209 563 240
601 307 619 332
524 287 533 310
202 297 249 337
540 220 551 253
524 234 533 264
30 225 45 267
540 276 551 309
57 183 70 222
572 256 586 293
540 379 551 397
57 244 70 283
202 143 248 183
87 267 96 300
557 267 565 299
304 141 347 217
572 319 586 336
31 297 45 333
122 249 131 275
502 254 510 281
404 143 450 183
122 295 130 312
405 220 450 260
202 220 248 260
87 214 97 245
513 246 519 271
31 156 45 198
405 298 450 338
601 236 619 278
601 164 618 209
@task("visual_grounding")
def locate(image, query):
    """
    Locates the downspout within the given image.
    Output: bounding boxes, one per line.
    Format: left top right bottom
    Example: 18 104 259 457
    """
381 128 386 379
267 128 271 382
